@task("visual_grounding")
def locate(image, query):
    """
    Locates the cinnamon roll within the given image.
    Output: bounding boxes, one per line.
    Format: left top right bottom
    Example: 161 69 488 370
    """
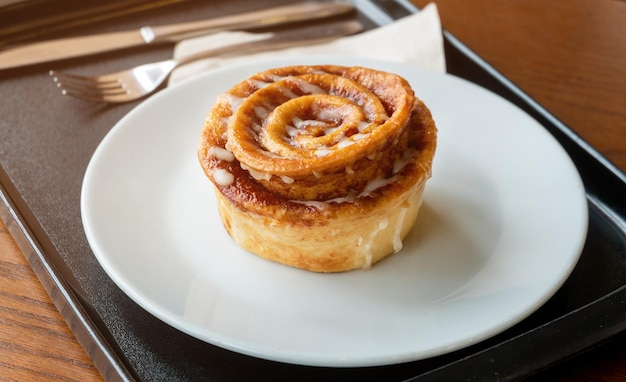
198 65 437 272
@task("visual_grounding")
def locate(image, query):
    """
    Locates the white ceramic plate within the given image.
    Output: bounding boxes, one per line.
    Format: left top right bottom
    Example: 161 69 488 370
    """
81 56 588 367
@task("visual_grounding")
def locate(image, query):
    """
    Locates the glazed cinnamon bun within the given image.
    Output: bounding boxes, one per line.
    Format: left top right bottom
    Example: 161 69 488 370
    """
198 65 437 272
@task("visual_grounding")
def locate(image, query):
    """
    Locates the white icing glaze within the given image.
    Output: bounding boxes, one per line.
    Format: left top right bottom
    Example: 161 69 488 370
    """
317 107 341 122
393 208 409 253
337 139 354 149
213 168 234 186
254 106 269 119
220 93 244 111
255 171 272 181
290 77 325 94
293 118 329 129
358 121 371 132
362 217 390 270
208 146 235 162
279 86 298 100
393 149 417 174
315 149 331 158
363 251 373 270
260 150 281 158
324 126 339 135
266 74 286 82
254 171 272 181
286 125 299 137
364 176 396 195
248 79 270 89
290 193 356 209
378 218 389 230
243 166 271 181
292 200 329 209
239 161 280 180
280 175 294 184
287 173 402 209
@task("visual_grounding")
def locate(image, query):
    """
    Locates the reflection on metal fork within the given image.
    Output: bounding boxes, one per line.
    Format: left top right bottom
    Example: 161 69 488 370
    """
50 61 178 102
49 20 363 103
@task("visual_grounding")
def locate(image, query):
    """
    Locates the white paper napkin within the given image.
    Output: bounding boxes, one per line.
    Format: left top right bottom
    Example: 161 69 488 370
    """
168 3 444 86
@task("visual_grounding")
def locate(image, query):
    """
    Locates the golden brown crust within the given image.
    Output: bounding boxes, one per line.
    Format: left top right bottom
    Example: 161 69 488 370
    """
198 65 437 272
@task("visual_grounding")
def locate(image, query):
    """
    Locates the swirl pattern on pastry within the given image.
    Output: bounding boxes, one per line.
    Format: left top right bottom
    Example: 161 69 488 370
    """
198 65 437 272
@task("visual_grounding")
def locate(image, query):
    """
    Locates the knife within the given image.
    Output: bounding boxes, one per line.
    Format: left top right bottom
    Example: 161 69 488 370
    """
51 20 365 102
0 2 354 71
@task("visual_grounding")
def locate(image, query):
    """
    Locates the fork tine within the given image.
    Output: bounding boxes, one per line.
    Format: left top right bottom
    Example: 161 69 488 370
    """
49 70 133 101
61 84 128 97
60 86 136 102
49 69 155 102
56 78 124 92
59 84 127 100
50 70 122 89
50 72 123 101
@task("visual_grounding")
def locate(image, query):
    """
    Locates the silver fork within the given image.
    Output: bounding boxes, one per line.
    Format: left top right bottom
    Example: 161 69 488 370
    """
49 20 362 103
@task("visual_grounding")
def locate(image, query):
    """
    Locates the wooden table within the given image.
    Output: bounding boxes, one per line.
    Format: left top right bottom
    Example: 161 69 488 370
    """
1 0 625 380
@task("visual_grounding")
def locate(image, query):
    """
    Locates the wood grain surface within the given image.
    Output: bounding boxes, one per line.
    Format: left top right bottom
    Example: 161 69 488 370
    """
1 0 625 380
0 221 103 381
413 0 626 172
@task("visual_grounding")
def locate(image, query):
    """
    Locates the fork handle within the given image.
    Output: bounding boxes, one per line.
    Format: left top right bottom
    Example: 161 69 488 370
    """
143 2 354 43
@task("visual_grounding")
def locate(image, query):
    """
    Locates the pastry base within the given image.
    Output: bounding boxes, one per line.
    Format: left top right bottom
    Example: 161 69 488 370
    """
213 181 425 273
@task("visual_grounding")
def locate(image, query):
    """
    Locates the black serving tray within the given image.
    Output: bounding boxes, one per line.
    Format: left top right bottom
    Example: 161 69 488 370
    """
0 1 624 381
